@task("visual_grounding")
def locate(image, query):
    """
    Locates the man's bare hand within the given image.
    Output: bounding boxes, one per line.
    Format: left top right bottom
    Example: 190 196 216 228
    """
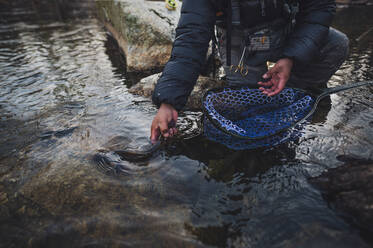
150 103 178 143
258 58 293 96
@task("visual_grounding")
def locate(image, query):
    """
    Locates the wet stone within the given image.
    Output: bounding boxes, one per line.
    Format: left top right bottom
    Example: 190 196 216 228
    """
129 73 226 110
0 192 8 205
16 205 26 215
8 178 17 184
0 205 10 220
309 157 373 236
96 0 180 72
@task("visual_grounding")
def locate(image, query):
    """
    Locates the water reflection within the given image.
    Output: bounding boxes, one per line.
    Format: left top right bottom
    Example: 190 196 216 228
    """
0 1 372 248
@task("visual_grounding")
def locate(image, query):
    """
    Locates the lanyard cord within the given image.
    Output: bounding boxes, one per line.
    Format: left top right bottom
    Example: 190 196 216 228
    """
226 0 232 66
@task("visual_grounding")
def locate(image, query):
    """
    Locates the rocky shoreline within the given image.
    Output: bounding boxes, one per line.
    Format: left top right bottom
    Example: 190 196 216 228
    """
95 0 181 73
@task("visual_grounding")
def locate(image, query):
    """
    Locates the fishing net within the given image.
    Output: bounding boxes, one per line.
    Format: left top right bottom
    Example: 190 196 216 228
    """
202 87 315 150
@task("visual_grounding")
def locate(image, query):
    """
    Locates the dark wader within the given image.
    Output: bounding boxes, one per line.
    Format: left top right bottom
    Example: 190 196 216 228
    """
217 24 349 90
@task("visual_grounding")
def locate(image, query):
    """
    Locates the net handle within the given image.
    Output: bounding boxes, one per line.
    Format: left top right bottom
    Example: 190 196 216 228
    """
300 80 373 123
320 80 373 97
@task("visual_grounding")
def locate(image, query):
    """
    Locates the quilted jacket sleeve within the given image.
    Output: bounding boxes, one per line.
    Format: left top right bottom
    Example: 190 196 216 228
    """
152 0 216 111
282 0 336 64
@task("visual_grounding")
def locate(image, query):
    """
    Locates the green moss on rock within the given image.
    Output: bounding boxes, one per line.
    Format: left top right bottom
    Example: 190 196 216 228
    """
96 1 171 47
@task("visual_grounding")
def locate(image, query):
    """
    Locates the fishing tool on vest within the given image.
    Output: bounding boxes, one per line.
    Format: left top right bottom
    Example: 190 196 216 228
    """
228 25 273 77
230 46 249 77
165 0 177 10
202 81 373 150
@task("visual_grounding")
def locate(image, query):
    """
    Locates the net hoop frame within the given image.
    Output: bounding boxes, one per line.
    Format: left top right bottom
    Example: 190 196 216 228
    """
202 81 373 141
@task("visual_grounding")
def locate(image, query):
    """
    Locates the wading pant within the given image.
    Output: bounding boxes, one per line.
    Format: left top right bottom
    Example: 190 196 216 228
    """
218 27 350 91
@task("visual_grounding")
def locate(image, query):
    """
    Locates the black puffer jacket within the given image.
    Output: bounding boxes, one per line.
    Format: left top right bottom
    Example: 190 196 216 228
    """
152 0 336 111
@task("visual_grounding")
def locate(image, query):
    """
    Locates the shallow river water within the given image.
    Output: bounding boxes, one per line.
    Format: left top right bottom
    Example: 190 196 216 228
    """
0 1 373 247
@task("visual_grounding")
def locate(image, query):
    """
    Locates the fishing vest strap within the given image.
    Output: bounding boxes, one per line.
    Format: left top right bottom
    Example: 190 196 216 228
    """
226 0 232 66
221 0 299 66
283 0 299 33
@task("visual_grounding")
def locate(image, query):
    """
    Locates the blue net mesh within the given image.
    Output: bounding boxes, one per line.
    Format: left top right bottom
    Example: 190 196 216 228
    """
203 87 315 150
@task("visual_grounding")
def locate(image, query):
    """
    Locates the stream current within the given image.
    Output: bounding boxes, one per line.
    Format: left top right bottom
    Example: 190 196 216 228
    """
0 1 373 247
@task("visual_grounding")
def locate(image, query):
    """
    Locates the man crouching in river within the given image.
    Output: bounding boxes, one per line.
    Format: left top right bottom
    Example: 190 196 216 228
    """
150 0 349 142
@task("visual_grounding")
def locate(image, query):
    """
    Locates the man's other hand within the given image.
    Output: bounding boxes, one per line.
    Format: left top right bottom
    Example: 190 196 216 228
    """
150 103 178 143
258 58 293 96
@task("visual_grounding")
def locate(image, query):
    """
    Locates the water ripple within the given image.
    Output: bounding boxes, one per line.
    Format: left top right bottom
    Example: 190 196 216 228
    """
0 2 372 248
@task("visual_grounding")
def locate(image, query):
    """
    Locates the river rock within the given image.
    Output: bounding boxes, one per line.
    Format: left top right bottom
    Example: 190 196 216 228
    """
128 73 226 110
0 192 8 205
15 154 193 246
96 0 182 72
309 156 373 235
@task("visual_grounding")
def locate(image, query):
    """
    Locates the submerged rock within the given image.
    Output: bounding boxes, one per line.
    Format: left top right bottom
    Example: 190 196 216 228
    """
309 156 373 237
0 192 8 206
129 73 226 110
